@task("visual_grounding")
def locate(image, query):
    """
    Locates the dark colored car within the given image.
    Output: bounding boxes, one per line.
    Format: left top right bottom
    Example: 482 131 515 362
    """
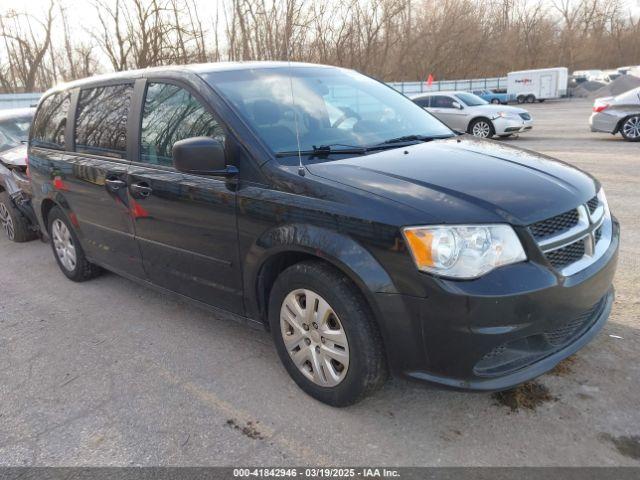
0 107 39 242
28 63 619 406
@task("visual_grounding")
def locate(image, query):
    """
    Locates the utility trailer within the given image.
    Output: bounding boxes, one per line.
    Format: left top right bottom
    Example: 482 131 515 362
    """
507 67 569 103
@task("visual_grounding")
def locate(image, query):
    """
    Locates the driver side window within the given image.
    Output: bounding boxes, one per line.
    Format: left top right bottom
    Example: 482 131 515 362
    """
140 82 225 167
431 96 456 109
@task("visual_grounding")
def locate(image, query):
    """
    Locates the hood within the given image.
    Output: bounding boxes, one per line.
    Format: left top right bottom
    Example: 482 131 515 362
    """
307 137 597 226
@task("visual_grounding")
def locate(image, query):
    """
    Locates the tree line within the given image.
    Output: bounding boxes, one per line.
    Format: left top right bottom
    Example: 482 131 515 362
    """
1 0 639 93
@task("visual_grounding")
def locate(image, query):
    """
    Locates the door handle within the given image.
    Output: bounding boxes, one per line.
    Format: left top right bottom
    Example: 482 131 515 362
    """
105 178 126 191
130 182 153 198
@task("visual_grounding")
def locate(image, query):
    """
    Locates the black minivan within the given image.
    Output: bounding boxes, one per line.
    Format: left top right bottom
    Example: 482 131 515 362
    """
28 62 618 406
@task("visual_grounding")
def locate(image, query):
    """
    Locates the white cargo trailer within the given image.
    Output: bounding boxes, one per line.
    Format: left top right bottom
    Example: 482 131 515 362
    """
507 67 568 103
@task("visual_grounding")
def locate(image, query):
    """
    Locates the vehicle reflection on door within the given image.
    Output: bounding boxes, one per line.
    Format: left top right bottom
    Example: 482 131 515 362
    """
126 164 243 314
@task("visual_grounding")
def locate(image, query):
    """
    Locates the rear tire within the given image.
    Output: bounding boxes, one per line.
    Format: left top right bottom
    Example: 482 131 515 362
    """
620 115 640 142
48 206 102 282
469 118 495 139
517 95 526 104
491 98 501 104
269 260 387 406
526 94 536 103
0 192 37 242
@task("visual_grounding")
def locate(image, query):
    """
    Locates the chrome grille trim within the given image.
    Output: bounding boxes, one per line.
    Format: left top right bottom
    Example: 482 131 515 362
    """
531 190 612 276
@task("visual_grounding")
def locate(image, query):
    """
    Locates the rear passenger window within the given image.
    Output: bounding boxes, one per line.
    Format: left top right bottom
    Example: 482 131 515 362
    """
75 84 133 158
140 82 225 167
414 97 430 108
31 92 71 150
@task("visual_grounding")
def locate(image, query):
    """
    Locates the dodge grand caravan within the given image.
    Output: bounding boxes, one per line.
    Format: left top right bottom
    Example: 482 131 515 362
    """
28 62 619 406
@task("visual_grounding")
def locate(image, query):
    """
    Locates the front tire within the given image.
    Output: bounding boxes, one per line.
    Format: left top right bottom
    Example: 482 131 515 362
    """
269 260 387 406
620 115 640 142
469 118 495 138
0 192 37 242
48 206 102 282
517 95 526 104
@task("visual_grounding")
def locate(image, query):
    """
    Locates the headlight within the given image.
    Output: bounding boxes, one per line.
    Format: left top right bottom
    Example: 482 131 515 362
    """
402 224 527 279
494 111 516 119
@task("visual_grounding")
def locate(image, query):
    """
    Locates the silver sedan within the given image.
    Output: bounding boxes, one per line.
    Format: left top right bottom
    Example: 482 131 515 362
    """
590 87 640 141
410 91 533 139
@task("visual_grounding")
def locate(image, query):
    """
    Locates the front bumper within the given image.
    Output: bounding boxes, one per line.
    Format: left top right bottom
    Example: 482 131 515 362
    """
494 116 533 135
374 218 619 391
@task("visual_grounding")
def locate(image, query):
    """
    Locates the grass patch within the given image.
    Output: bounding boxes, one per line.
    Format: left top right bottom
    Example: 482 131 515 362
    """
492 381 556 412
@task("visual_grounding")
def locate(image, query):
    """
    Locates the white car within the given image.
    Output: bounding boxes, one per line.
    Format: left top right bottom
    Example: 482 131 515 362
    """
410 91 533 139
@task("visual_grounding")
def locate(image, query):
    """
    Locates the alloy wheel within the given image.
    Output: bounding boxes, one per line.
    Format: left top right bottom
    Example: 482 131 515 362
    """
472 121 491 138
52 218 77 272
622 116 640 139
280 288 350 387
0 203 14 240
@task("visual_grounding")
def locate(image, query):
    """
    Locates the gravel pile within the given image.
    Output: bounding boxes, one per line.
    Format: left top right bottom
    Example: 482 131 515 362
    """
571 81 606 97
588 74 640 99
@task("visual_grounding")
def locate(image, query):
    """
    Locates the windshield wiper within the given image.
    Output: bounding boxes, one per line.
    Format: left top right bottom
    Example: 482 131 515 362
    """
366 134 454 151
275 144 367 158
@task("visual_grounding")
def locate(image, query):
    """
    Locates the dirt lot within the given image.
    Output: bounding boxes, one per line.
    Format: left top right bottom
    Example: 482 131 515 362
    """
0 99 638 466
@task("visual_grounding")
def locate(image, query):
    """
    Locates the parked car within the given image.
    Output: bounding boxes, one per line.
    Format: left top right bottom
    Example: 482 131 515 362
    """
411 91 533 138
0 107 39 242
28 63 618 406
471 89 513 104
590 87 640 141
602 70 621 83
573 69 606 83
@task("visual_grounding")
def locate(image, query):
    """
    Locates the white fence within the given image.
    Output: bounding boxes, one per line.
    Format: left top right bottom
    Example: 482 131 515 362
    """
0 93 42 110
388 77 508 95
0 76 510 110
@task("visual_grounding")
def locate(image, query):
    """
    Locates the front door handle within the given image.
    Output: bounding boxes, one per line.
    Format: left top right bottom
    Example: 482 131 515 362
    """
105 178 126 192
130 182 153 198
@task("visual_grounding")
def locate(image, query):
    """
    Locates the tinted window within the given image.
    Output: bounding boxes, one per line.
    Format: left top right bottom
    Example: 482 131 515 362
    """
431 96 457 108
140 82 225 167
32 93 70 150
413 97 430 108
75 84 133 158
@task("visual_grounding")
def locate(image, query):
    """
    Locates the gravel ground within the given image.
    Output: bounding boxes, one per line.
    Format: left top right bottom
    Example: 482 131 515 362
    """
0 99 638 466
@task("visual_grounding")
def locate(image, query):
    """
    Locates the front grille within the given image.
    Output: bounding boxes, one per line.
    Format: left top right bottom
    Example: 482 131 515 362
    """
587 195 599 214
481 344 507 362
543 300 602 347
519 112 531 121
528 209 579 240
546 239 585 268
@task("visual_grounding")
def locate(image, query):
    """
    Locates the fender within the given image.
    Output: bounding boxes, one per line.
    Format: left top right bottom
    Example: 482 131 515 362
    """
243 222 399 323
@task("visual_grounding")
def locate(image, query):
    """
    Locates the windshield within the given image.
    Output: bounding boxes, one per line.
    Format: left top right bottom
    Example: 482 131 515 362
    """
454 92 488 107
0 116 31 153
204 67 453 161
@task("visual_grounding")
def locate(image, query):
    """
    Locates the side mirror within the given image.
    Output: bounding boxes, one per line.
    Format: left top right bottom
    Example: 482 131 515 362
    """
452 101 463 110
172 137 236 176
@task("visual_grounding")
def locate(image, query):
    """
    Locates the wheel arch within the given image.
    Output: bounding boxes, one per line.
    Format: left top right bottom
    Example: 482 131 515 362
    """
244 223 398 329
467 116 494 133
614 114 639 135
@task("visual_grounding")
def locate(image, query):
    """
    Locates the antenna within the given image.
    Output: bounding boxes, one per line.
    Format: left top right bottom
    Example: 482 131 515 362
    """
285 36 305 176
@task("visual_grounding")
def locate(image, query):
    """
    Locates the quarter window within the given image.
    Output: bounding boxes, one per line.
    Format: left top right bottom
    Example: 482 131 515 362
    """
140 82 225 167
75 84 134 158
31 92 71 150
